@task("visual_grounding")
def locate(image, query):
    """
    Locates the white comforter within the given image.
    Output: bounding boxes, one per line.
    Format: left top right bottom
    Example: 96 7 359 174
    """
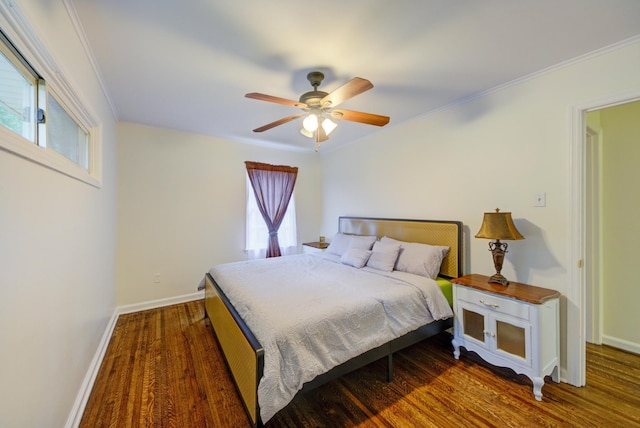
208 253 453 422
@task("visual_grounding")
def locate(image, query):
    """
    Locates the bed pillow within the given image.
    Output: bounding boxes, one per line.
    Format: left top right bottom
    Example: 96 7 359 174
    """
341 248 373 268
381 236 449 279
326 232 352 256
326 233 377 256
366 240 401 272
346 235 378 251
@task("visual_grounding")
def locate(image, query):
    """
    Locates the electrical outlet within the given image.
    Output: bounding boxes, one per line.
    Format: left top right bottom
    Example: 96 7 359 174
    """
534 192 546 207
153 273 161 284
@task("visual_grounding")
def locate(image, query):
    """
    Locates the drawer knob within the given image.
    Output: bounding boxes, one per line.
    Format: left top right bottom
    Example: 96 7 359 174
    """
483 329 496 337
479 299 499 308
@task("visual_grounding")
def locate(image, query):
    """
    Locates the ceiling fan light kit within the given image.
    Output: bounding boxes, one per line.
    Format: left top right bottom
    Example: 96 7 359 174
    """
321 117 337 134
246 71 390 151
302 114 319 132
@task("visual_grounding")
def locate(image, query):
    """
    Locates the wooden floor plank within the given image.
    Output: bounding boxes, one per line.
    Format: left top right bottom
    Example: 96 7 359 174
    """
80 300 640 427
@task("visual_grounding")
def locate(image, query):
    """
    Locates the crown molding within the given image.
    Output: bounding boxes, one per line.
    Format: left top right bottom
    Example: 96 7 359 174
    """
62 0 119 121
412 34 640 124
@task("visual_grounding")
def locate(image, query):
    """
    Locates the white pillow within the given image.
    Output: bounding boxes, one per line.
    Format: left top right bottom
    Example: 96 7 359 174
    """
346 235 377 251
381 236 449 279
326 233 377 256
366 240 401 272
326 232 352 256
341 249 372 268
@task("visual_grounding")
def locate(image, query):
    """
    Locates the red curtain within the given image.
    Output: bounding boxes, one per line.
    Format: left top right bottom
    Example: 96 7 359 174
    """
245 161 298 258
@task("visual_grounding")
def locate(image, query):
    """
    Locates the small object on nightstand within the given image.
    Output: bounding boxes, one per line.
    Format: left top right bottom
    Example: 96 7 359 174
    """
319 235 325 243
475 208 525 285
303 241 329 254
451 274 560 401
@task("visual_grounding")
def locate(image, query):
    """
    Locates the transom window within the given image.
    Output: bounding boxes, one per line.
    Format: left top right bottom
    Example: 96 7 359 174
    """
0 25 99 185
0 36 37 142
47 94 90 169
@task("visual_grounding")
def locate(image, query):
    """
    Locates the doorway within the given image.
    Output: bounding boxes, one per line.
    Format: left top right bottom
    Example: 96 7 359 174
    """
571 94 640 387
585 100 640 351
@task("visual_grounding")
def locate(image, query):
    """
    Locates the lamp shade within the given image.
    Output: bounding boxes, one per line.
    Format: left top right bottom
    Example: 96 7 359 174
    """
300 127 313 138
302 114 318 132
321 118 337 135
475 209 524 241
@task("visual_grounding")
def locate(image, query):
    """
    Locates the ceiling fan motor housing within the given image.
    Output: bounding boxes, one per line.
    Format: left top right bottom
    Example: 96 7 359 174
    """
299 90 328 107
300 71 328 107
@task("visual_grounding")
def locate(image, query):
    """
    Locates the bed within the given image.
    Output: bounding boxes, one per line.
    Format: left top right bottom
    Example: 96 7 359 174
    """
201 217 462 426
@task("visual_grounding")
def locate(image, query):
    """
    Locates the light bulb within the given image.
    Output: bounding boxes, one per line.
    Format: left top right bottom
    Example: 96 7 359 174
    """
302 114 318 132
300 127 313 138
321 118 337 135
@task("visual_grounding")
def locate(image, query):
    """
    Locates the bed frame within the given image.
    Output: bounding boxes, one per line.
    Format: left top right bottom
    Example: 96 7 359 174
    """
203 217 462 427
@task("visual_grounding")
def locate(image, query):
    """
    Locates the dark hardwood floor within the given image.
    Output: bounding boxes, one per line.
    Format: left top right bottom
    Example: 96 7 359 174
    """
80 300 640 427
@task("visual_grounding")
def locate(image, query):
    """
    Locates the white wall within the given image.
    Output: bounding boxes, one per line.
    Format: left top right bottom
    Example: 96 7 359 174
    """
599 102 640 350
0 2 117 427
320 39 640 380
116 123 322 306
1 5 636 425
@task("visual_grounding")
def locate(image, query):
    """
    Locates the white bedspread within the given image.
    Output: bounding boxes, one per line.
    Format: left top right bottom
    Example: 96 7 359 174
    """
208 253 453 422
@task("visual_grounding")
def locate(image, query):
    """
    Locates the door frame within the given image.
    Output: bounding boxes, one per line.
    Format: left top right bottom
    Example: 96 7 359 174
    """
569 90 640 386
585 126 602 345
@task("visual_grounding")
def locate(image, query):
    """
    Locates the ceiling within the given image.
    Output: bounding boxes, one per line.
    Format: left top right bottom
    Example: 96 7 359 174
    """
70 0 640 152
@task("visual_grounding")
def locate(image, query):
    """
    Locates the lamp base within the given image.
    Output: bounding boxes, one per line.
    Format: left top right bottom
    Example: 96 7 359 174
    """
487 240 510 286
488 273 510 286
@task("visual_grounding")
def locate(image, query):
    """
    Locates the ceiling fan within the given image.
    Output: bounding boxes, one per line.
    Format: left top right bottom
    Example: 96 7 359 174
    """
245 71 390 151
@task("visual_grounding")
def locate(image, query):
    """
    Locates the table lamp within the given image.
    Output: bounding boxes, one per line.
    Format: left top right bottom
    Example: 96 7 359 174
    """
475 208 524 285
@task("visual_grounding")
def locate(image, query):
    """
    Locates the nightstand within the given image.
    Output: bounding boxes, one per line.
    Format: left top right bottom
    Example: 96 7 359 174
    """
451 274 560 401
302 241 329 254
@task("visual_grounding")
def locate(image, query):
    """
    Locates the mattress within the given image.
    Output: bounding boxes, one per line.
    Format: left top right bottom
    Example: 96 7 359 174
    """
209 252 453 422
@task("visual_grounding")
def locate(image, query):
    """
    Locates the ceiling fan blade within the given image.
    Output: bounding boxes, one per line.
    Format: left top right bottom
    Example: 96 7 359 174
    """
320 77 373 108
331 109 390 127
253 114 304 132
245 92 307 109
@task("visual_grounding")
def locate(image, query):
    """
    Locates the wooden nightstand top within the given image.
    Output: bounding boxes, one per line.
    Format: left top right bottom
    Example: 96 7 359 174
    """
302 241 329 249
452 274 560 304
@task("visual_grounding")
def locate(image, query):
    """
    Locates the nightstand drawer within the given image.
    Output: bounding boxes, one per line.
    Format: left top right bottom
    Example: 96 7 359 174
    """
456 286 530 321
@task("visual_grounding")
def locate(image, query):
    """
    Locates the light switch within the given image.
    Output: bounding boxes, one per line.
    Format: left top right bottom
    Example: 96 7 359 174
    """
534 193 546 207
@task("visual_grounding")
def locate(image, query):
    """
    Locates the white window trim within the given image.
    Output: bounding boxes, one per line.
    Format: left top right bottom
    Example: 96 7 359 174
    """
0 1 102 187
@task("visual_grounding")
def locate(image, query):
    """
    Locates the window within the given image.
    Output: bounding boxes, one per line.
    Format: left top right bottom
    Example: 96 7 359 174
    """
47 94 89 170
245 174 298 259
0 35 37 142
0 23 99 186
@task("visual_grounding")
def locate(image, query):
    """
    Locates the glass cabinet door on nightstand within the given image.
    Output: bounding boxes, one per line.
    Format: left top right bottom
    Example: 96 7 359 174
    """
461 306 486 344
457 302 531 367
492 313 531 365
496 319 526 359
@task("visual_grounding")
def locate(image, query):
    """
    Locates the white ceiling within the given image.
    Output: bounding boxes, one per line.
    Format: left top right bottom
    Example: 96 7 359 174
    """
70 0 640 152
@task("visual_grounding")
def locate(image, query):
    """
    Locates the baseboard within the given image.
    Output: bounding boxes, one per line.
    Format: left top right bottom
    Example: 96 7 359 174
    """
65 308 119 428
65 290 205 427
117 291 204 315
602 335 640 355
